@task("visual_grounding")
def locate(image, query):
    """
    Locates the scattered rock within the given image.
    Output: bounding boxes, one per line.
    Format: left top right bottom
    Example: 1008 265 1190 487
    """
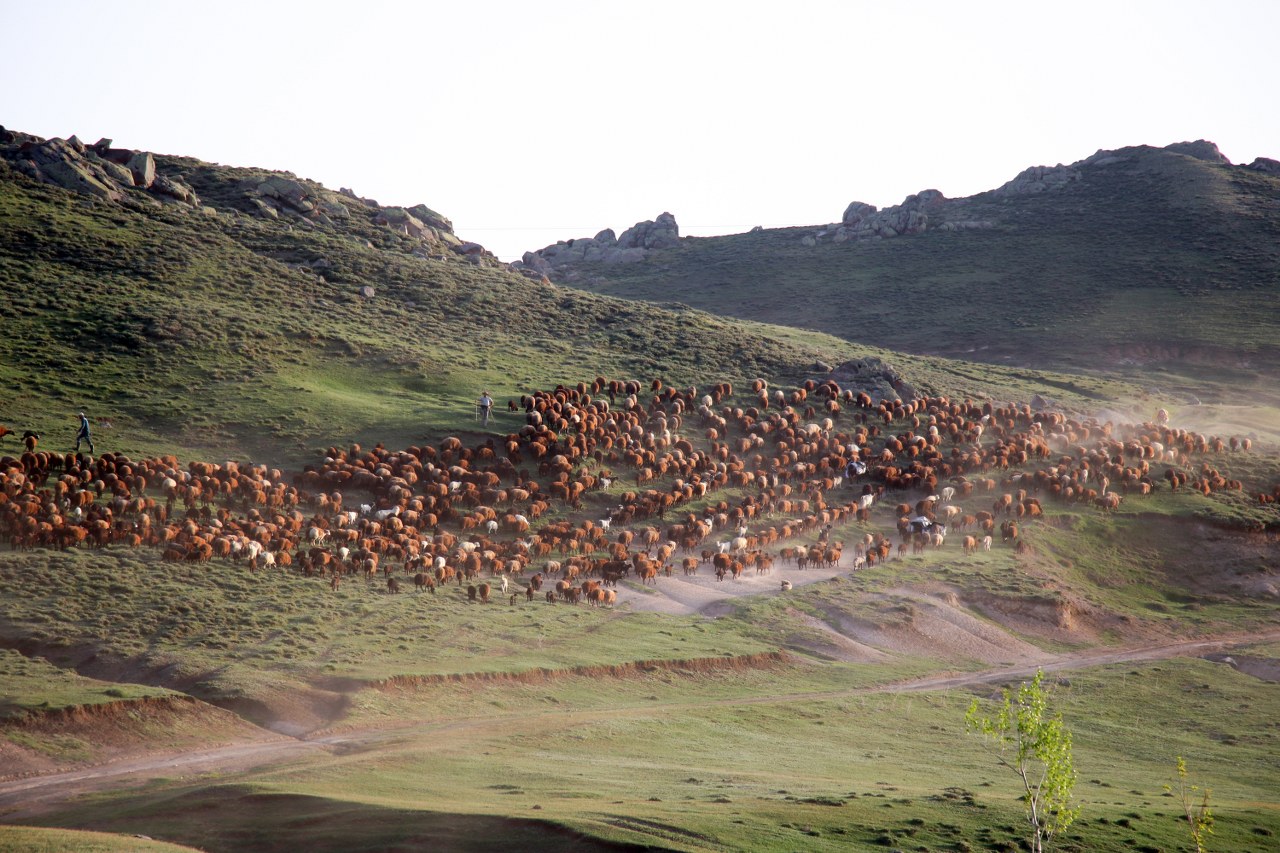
358 286 375 299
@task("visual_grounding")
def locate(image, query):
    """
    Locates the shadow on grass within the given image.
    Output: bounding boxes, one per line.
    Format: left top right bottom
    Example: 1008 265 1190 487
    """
23 785 663 852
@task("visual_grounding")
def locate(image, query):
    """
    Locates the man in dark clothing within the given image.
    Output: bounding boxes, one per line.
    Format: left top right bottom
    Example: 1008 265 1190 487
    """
75 412 94 454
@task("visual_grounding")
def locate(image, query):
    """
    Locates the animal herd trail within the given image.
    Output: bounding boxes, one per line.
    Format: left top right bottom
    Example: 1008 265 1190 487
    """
2 628 1278 819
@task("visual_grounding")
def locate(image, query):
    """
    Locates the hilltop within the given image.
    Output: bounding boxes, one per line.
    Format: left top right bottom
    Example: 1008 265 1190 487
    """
518 141 1280 405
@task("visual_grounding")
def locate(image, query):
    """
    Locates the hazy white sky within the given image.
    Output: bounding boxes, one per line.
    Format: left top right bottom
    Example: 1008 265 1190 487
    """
5 0 1278 260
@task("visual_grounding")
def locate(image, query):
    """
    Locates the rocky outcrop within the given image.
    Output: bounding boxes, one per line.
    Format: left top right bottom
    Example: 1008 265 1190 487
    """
0 125 497 264
1246 157 1280 175
829 356 917 402
618 212 679 249
515 213 681 277
0 128 198 207
811 189 974 245
238 177 482 258
994 164 1082 196
1165 139 1230 164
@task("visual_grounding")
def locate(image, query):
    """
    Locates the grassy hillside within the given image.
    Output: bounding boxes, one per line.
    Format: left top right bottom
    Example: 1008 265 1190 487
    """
542 143 1280 405
0 149 1184 464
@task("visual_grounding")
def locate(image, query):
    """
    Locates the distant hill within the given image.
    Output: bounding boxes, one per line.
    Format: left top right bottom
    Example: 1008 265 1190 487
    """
519 141 1280 404
2 128 1135 463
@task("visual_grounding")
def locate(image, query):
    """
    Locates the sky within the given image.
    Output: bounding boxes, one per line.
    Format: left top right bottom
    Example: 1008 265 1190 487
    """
4 0 1278 261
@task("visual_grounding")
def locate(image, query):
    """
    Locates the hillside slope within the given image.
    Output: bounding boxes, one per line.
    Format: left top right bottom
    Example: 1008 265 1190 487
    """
524 142 1280 402
0 129 1150 463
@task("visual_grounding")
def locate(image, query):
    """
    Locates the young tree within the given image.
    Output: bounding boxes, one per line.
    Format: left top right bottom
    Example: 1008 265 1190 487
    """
965 669 1080 853
1166 756 1213 853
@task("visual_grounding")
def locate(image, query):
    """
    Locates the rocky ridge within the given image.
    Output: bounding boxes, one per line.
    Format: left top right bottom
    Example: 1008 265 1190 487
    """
0 127 497 265
511 139 1268 273
513 212 679 279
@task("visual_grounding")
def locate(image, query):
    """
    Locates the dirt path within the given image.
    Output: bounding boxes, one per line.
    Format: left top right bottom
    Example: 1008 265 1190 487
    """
3 629 1277 820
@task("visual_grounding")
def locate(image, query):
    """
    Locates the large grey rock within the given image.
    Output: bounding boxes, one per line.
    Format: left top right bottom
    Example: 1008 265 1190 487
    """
407 204 452 232
41 156 121 201
151 175 198 204
842 201 877 226
87 152 136 187
375 207 430 238
127 151 155 188
256 176 313 211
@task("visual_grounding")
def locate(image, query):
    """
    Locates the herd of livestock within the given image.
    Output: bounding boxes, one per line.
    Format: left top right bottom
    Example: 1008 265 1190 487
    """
0 377 1274 608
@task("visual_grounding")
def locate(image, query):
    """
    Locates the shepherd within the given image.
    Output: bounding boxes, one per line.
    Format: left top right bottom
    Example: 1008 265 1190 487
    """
478 390 494 426
74 411 94 454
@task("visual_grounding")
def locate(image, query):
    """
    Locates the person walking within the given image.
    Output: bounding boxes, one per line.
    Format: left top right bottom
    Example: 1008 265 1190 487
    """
75 412 94 454
478 391 494 427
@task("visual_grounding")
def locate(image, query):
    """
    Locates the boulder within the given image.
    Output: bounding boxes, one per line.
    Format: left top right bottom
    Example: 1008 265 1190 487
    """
127 150 155 188
151 175 197 204
359 286 376 299
375 207 430 238
407 203 452 232
318 199 350 219
842 201 877 226
87 152 136 187
256 176 313 212
40 156 121 201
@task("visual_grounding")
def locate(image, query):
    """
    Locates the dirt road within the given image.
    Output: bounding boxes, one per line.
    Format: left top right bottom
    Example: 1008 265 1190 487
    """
3 629 1275 820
